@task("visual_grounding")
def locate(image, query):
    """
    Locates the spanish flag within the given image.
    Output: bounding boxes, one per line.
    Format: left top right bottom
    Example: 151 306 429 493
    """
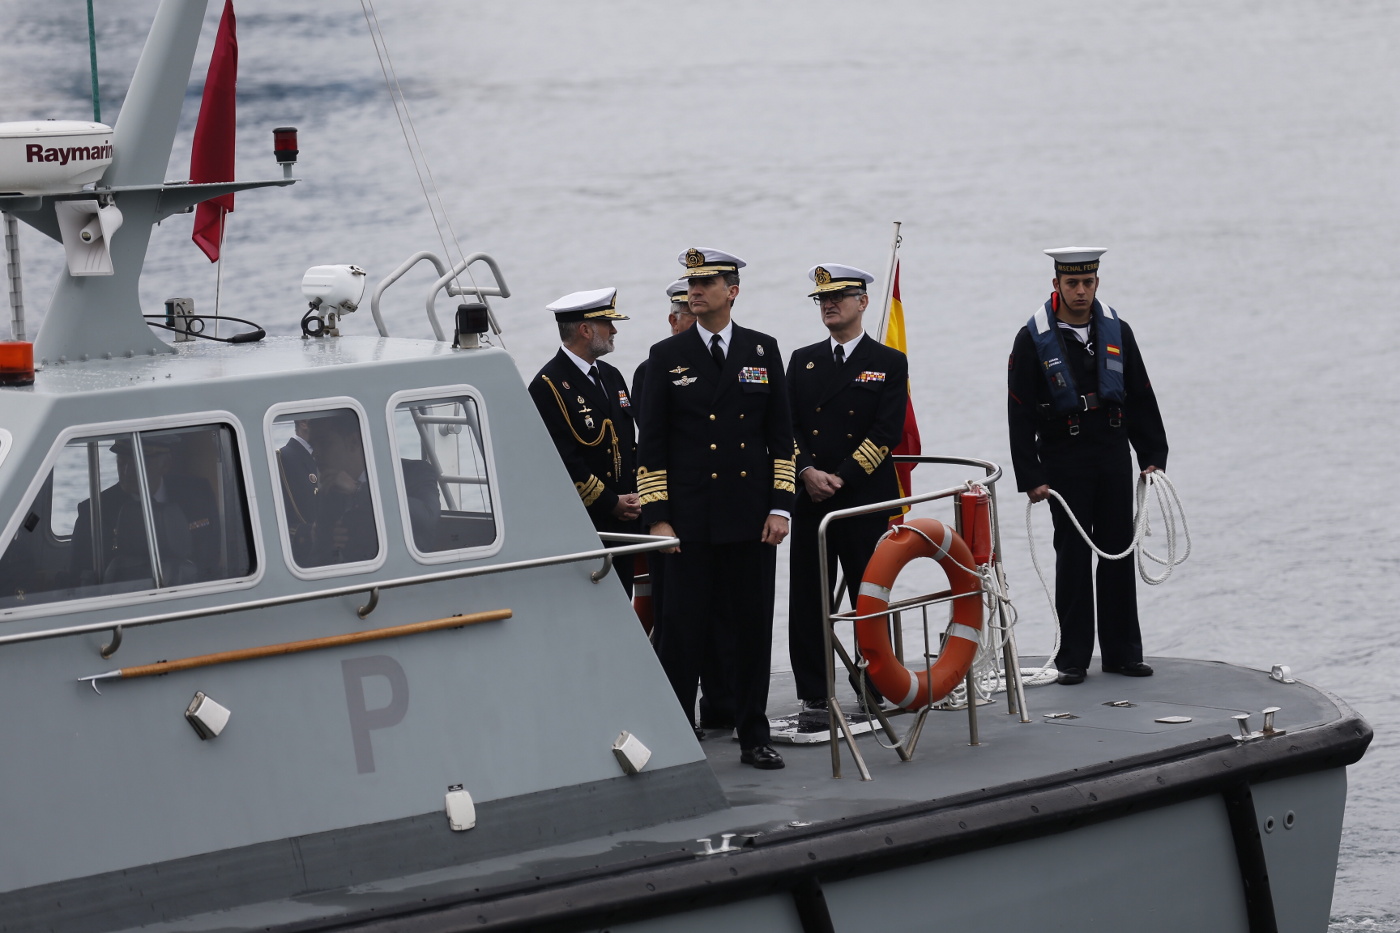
884 261 922 524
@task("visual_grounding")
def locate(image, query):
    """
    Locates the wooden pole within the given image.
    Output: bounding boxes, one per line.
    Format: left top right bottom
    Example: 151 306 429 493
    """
105 609 511 681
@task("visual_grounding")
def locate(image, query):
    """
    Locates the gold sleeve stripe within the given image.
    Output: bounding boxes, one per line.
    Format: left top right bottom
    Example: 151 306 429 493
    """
853 439 891 475
773 457 797 492
637 466 669 504
576 475 605 507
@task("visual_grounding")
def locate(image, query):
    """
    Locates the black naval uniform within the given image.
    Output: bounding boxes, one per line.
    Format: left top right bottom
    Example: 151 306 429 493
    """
786 335 909 702
1007 299 1168 672
529 348 640 594
638 324 795 748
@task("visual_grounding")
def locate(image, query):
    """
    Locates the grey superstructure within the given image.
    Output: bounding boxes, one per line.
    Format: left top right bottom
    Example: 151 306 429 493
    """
0 3 1371 931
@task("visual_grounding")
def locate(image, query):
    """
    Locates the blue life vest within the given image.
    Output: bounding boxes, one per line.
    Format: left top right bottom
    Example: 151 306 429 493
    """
1026 298 1125 414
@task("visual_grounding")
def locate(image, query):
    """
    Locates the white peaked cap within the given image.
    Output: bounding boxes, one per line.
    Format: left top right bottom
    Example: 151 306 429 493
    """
1044 247 1107 274
808 263 875 297
678 247 746 279
546 287 628 321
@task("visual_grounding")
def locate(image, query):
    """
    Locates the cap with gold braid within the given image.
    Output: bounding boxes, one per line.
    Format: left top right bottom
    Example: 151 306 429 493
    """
677 247 746 280
546 287 629 322
1045 247 1107 276
807 263 874 297
666 279 689 304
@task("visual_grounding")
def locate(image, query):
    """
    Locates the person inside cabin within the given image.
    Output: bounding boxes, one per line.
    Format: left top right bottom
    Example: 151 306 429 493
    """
69 433 223 587
277 419 318 563
785 264 908 713
305 412 380 566
1006 247 1169 685
527 287 640 595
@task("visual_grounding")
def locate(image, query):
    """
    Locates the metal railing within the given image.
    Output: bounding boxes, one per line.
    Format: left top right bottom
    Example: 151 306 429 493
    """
0 532 678 654
816 455 1030 780
368 250 511 341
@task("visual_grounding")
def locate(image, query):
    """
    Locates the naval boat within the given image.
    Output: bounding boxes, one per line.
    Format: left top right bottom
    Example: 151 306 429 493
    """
0 3 1371 931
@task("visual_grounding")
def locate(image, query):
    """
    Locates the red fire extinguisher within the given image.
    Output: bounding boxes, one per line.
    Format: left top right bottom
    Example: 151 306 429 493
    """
959 488 994 566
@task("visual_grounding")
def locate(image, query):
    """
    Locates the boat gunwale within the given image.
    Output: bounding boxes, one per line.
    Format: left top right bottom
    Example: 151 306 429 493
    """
241 694 1373 933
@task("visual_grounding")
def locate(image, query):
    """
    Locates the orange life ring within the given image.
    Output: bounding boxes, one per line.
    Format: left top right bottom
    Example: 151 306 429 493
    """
632 554 654 635
855 518 983 710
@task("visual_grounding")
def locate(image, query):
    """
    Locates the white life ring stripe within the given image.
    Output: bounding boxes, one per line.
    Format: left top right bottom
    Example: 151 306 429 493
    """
897 672 920 708
946 622 981 645
859 581 892 603
929 523 953 561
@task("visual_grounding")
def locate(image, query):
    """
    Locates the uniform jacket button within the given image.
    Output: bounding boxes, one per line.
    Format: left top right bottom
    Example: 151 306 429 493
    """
709 443 717 450
816 406 822 412
848 410 854 416
740 471 747 478
739 414 745 419
740 442 745 449
711 473 718 479
847 434 853 439
709 414 716 421
812 430 819 436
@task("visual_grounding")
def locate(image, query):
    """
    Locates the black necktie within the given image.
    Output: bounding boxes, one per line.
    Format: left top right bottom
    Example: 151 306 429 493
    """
833 344 845 366
710 333 725 369
587 364 600 387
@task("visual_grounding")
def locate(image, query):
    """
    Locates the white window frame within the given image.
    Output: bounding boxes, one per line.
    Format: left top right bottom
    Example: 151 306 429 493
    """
386 386 504 564
264 397 387 580
0 412 264 623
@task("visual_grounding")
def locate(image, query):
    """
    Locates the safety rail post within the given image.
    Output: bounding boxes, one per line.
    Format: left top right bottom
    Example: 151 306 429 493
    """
815 455 1026 779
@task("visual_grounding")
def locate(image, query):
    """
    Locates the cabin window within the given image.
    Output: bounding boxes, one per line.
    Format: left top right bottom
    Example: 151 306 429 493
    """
269 407 382 570
390 393 498 557
0 423 256 610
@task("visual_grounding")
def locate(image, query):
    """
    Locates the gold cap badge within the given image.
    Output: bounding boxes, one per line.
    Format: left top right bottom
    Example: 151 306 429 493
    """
813 266 832 286
685 248 704 268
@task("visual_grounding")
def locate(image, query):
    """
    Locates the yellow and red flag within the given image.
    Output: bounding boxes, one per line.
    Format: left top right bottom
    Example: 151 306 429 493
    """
884 261 921 524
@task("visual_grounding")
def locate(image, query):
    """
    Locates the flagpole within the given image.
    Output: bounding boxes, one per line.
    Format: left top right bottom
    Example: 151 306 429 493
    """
876 221 901 343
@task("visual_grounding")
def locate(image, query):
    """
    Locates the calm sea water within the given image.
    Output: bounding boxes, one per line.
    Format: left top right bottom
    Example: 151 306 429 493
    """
2 0 1397 925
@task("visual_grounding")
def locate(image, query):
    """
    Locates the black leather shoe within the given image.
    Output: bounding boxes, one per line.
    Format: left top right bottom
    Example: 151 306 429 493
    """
693 726 706 740
801 698 828 711
1102 661 1154 677
740 745 785 770
1056 667 1086 685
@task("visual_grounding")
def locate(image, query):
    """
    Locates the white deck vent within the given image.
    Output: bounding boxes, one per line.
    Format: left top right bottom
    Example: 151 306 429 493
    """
612 731 652 775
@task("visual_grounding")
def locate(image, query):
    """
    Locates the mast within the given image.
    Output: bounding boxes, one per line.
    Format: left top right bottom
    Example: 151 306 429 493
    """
29 0 209 363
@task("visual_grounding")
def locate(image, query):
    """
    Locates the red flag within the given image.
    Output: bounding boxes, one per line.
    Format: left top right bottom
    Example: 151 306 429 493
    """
190 0 238 262
883 262 922 525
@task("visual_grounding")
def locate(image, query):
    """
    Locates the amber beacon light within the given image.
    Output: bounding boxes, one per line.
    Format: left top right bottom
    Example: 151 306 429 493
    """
0 341 34 386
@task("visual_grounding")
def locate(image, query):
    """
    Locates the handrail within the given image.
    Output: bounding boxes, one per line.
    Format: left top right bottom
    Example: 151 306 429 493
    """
369 250 450 338
425 252 510 342
814 455 1008 779
0 533 678 650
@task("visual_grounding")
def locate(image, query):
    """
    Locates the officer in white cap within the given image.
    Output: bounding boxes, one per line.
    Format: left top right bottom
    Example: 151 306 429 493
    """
786 264 909 711
1007 248 1168 685
637 247 795 769
528 288 641 594
630 279 698 424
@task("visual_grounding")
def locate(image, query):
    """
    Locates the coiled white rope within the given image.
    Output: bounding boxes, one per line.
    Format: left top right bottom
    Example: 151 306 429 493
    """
1021 470 1190 683
852 472 1189 718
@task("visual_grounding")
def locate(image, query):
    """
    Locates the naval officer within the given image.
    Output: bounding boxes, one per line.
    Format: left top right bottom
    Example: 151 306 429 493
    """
786 264 908 710
528 288 641 595
638 247 795 769
631 279 697 424
1007 248 1168 685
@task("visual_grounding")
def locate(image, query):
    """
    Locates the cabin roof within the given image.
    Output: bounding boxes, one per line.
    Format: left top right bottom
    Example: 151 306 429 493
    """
5 335 491 398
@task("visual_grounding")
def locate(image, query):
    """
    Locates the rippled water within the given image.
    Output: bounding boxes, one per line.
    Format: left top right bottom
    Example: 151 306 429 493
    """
2 0 1397 925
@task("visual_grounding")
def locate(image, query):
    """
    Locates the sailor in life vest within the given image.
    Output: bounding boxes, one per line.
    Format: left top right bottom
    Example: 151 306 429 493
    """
1006 247 1169 686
